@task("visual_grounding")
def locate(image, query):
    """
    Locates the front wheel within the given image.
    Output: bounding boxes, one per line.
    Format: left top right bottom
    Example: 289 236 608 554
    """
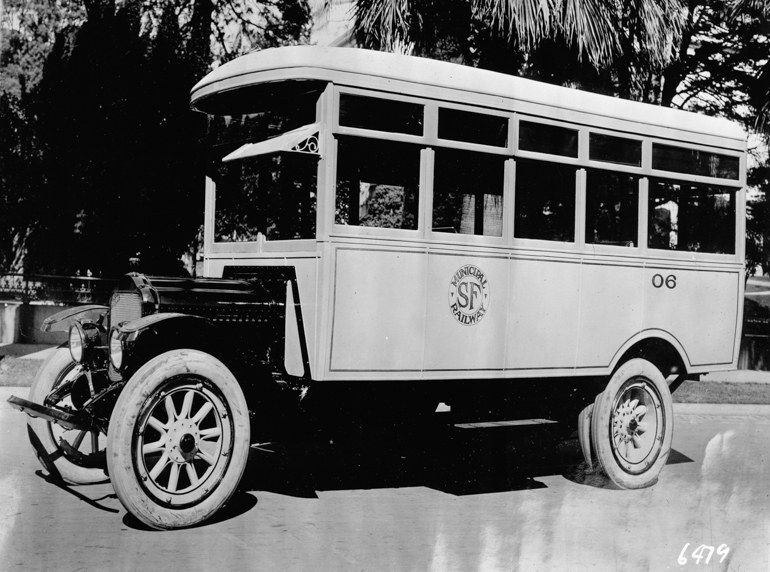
590 358 673 489
107 350 250 530
27 347 108 484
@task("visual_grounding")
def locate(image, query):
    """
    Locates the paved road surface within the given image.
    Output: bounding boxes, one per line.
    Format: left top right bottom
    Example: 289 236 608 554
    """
1 387 768 572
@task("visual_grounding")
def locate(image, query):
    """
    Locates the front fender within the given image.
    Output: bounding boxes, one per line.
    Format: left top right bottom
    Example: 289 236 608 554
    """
114 313 265 384
113 313 274 416
41 305 108 333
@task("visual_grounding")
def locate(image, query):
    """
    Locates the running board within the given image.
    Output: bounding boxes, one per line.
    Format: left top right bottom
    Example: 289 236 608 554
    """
455 419 558 429
6 395 95 432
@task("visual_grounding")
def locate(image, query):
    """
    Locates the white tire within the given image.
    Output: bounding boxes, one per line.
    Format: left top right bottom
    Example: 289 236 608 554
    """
107 349 250 530
27 347 108 484
591 358 673 489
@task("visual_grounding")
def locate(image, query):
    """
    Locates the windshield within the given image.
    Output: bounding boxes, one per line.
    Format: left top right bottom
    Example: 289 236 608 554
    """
206 91 320 243
205 90 319 160
212 153 317 242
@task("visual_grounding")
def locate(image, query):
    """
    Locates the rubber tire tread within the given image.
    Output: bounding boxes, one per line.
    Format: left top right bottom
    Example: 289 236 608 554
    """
106 349 250 530
590 358 673 489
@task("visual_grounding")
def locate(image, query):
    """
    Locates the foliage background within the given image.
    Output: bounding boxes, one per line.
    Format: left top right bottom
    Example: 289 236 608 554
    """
0 0 311 276
1 0 769 276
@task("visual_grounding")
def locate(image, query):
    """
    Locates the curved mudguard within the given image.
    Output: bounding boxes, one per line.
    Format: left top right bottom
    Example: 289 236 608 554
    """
41 305 109 333
115 313 244 380
115 313 278 416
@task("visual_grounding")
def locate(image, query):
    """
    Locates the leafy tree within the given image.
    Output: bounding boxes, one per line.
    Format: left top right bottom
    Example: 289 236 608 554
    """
0 92 44 272
0 0 86 97
0 0 311 276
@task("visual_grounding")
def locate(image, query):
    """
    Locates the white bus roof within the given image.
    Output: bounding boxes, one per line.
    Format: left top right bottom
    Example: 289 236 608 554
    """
191 46 746 145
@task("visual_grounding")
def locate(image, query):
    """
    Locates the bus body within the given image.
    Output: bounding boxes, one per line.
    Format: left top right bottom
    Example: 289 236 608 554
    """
191 46 746 385
11 46 747 529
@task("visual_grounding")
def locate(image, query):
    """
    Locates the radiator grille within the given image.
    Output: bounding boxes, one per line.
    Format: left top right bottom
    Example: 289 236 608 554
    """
109 291 143 329
109 291 143 381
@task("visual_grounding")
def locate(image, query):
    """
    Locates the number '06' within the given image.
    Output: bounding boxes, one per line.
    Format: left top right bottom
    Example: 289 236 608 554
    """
652 274 677 289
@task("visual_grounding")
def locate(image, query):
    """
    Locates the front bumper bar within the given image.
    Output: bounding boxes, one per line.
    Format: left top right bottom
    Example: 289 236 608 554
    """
7 395 96 432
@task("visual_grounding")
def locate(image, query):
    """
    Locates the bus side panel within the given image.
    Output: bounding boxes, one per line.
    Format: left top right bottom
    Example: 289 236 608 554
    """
576 263 644 367
505 257 581 370
422 252 509 372
329 247 427 372
642 267 740 368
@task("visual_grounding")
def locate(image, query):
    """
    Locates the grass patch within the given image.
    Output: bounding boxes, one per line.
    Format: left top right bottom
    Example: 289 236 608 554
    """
672 381 770 405
0 357 40 387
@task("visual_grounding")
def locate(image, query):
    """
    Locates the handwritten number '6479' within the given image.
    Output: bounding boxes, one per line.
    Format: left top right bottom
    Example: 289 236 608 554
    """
678 543 730 565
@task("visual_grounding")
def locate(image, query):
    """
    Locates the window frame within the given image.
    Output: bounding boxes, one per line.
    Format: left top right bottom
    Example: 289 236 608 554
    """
205 86 328 254
333 87 428 145
582 168 643 255
645 177 739 257
426 149 512 247
510 158 582 251
324 87 745 261
434 101 514 155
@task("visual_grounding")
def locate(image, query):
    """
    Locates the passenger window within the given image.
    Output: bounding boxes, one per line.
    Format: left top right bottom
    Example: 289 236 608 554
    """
589 133 642 167
339 94 424 136
432 149 505 237
519 121 578 158
585 171 639 247
335 137 420 230
438 108 508 147
514 160 576 242
648 180 735 254
652 144 740 180
214 153 317 242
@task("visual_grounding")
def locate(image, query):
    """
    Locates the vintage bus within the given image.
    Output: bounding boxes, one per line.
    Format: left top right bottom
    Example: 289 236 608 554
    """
12 46 746 529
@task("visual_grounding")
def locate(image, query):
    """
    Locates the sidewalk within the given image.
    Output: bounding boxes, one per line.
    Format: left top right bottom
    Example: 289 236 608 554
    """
701 369 770 383
0 342 58 360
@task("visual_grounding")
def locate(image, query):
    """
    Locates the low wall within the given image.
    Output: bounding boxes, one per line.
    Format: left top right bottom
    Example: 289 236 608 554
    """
0 303 70 345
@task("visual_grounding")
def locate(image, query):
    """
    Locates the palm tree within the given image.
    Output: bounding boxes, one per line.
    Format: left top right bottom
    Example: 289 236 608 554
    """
327 0 686 71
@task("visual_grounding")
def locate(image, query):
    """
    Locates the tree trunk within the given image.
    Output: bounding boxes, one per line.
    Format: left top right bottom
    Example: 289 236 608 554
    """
188 0 214 78
661 0 701 107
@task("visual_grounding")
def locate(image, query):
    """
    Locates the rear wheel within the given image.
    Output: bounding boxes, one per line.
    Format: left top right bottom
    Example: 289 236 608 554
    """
27 347 108 484
107 350 250 530
590 358 673 489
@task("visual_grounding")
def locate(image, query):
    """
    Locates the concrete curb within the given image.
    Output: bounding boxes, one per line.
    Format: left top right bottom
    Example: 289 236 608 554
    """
673 403 770 416
701 371 770 383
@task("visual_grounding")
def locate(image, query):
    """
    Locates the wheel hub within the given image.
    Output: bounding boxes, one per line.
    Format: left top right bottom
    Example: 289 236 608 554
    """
167 419 200 463
135 379 233 505
179 434 196 454
610 380 663 472
613 399 647 446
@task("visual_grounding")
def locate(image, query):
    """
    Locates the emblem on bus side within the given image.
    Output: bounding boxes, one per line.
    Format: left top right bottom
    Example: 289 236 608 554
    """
448 265 490 326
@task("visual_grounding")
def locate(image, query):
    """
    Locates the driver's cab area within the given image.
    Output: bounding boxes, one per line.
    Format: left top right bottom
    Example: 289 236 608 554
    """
197 80 326 256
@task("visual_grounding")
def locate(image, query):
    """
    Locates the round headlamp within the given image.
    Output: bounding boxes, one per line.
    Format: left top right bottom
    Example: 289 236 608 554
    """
109 328 123 370
68 321 101 365
68 324 84 363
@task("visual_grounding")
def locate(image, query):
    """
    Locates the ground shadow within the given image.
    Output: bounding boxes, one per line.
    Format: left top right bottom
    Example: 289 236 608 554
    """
666 449 694 465
561 448 694 489
242 415 697 498
35 470 120 513
121 491 259 531
240 419 580 498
